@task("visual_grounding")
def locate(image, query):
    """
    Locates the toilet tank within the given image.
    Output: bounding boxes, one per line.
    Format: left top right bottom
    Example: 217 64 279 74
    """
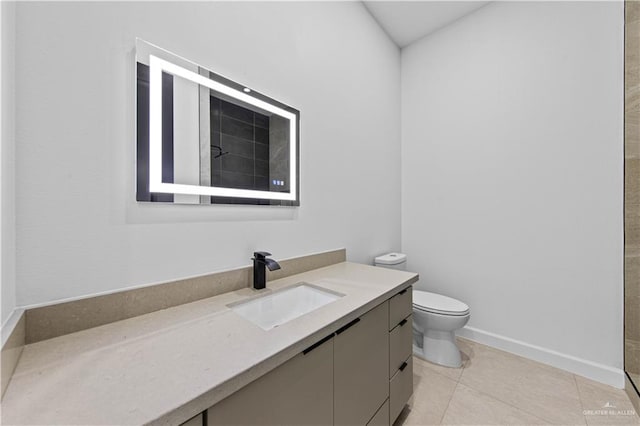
374 253 407 270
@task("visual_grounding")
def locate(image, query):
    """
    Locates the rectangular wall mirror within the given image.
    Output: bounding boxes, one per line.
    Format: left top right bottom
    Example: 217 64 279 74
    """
136 39 300 206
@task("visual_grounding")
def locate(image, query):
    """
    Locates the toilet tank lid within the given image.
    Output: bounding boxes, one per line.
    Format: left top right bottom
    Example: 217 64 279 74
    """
413 290 469 314
374 253 406 265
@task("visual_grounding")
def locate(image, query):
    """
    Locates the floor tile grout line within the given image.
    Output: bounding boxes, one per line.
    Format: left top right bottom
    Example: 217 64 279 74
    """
442 341 551 424
573 374 590 426
438 379 460 425
454 378 555 425
417 363 464 385
412 352 466 382
456 339 587 425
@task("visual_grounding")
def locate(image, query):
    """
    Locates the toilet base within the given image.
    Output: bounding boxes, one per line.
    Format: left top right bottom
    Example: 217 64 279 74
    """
413 329 462 368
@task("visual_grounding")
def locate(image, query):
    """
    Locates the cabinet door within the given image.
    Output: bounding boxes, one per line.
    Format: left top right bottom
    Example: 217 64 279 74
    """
207 335 334 426
334 302 389 426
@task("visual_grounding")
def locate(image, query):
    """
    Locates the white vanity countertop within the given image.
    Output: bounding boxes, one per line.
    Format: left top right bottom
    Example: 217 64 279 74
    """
1 262 418 426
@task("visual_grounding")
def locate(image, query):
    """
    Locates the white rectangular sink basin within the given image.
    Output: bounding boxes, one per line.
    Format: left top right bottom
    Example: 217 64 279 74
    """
229 283 343 330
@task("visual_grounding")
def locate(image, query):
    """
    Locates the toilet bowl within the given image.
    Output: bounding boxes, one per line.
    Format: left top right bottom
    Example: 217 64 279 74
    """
412 291 470 368
373 253 470 369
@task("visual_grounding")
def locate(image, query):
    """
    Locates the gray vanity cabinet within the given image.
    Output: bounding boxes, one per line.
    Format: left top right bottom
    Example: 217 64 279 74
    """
334 302 389 426
203 287 414 426
206 335 334 426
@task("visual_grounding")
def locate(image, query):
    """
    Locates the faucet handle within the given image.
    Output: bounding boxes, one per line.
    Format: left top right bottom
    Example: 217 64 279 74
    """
253 251 272 259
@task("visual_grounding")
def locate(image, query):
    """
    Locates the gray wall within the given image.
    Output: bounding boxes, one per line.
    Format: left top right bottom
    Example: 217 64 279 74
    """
13 2 401 307
1 1 16 325
401 2 624 385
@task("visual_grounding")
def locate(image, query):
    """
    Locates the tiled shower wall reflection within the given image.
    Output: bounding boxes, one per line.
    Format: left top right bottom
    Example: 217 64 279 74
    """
210 97 270 192
625 0 640 394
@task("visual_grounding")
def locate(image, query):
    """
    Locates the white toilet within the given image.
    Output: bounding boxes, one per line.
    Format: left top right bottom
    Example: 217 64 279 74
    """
374 253 470 368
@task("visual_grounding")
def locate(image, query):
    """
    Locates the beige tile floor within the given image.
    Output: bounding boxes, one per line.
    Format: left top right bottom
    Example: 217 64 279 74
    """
395 338 640 426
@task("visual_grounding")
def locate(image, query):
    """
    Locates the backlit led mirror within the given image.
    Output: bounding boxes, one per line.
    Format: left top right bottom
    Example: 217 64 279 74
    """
136 39 300 206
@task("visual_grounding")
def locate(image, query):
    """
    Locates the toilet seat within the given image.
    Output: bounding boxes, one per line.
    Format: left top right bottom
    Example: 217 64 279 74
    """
413 291 470 316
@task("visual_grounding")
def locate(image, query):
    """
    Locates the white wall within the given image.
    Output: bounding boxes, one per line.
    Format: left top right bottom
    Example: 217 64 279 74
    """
401 2 624 384
1 0 16 325
14 2 400 307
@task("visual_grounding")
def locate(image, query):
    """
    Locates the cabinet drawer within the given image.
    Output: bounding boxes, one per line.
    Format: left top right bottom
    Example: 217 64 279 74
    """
389 287 412 330
390 356 413 424
389 315 412 378
367 399 390 426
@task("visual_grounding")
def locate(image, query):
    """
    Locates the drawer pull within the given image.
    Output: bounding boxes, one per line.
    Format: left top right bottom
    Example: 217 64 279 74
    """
398 288 408 295
399 318 408 327
303 334 333 355
399 361 408 372
335 318 361 335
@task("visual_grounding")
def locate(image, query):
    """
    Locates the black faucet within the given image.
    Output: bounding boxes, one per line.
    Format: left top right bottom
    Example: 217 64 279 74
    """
252 251 281 290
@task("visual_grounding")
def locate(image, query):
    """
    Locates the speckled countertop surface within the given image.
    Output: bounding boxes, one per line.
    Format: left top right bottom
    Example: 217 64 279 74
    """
1 262 418 426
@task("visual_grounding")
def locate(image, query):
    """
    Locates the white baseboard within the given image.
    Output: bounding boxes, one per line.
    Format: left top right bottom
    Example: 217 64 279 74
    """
457 326 625 389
